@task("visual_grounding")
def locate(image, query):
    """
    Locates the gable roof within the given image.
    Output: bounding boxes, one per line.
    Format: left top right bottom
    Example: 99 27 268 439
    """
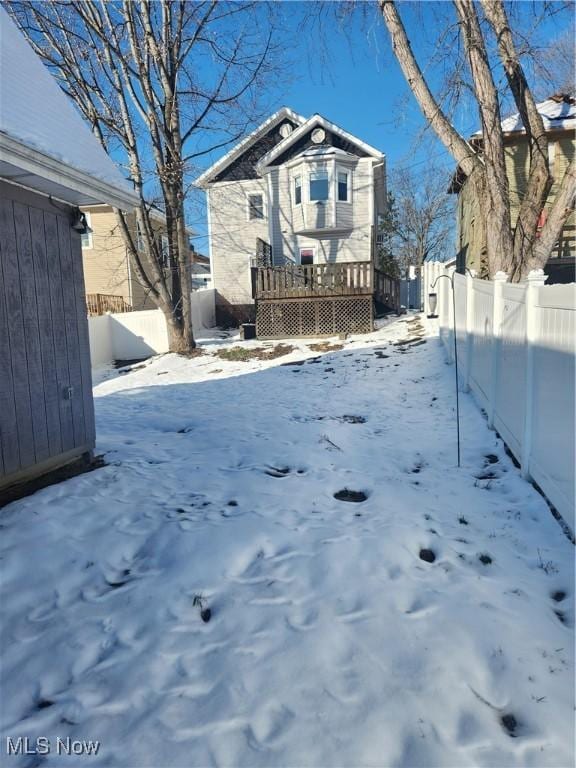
0 8 138 210
194 107 306 188
257 113 384 173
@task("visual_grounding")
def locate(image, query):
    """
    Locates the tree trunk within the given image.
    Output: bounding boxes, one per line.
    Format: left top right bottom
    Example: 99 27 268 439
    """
454 0 513 277
379 1 480 179
165 312 194 354
480 0 551 277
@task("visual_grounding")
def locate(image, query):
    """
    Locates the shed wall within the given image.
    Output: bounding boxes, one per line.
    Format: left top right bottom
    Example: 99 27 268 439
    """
0 180 95 489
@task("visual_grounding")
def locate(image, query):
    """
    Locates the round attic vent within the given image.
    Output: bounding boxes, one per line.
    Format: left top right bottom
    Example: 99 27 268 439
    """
311 127 325 144
279 122 293 138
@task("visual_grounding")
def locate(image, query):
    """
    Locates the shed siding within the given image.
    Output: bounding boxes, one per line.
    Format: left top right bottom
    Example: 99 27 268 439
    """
0 181 95 488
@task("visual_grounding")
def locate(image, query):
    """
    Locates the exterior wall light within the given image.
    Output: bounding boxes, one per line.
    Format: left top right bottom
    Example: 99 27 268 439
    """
427 292 438 318
71 208 89 233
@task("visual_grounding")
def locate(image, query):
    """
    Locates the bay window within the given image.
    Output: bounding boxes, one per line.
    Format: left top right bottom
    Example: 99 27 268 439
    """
309 170 329 202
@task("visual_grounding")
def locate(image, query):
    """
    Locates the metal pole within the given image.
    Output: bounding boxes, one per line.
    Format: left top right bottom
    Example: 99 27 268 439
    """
452 276 461 467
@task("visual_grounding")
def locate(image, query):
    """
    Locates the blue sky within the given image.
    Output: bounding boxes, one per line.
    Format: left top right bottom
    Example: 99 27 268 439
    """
189 1 573 250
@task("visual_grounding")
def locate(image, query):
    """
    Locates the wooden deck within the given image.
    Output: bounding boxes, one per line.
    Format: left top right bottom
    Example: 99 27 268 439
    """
253 262 400 338
253 262 373 300
253 262 399 306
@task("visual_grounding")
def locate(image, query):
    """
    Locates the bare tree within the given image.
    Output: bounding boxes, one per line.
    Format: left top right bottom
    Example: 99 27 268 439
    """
8 1 282 350
386 165 454 271
379 0 576 281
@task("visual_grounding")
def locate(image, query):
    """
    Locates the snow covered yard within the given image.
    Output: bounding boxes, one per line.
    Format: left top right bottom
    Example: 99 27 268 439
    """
1 315 573 768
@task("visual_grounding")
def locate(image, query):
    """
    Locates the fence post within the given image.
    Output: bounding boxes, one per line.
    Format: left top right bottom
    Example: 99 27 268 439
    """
463 269 476 392
488 271 508 429
423 263 429 315
521 269 547 479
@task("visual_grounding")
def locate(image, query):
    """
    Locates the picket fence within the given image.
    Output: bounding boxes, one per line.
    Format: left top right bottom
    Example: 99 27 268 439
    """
422 261 575 535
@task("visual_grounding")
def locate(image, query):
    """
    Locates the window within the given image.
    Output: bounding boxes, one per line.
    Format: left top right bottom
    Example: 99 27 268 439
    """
309 170 329 201
299 247 314 266
81 212 92 249
294 175 302 205
136 221 144 252
248 193 264 220
338 170 349 202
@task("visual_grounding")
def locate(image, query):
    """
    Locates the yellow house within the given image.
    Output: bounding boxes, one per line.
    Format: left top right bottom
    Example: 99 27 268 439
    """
80 204 197 313
450 94 575 283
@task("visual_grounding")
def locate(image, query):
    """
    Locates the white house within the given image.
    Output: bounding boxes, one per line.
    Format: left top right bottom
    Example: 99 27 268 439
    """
195 108 388 327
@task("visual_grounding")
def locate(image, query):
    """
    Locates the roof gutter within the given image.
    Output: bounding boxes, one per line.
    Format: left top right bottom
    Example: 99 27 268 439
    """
0 132 139 210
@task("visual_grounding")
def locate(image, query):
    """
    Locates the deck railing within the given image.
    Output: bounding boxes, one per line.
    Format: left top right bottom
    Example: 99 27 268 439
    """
86 293 133 316
374 268 401 312
253 261 374 300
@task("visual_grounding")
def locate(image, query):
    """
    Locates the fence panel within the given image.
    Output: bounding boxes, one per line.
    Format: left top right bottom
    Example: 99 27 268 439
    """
530 286 575 529
470 280 493 408
493 284 527 457
425 260 575 536
87 290 216 370
454 274 468 384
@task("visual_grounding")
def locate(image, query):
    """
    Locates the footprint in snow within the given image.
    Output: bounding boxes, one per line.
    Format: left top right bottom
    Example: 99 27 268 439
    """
419 548 436 563
334 489 368 503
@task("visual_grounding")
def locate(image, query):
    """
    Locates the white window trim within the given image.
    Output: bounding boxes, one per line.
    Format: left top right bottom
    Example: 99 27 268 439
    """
81 211 93 249
336 166 352 203
247 192 265 221
299 246 316 265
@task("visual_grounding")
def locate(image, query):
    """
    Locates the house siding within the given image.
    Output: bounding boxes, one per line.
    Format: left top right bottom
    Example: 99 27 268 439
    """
204 122 384 323
81 207 132 303
270 156 374 265
209 179 269 323
81 206 168 311
457 132 575 275
0 180 95 490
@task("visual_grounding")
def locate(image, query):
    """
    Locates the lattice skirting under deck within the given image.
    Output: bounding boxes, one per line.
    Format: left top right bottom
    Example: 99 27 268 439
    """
256 296 373 339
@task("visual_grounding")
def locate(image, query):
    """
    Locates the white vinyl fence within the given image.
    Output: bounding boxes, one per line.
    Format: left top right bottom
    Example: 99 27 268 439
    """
88 289 216 370
423 262 575 534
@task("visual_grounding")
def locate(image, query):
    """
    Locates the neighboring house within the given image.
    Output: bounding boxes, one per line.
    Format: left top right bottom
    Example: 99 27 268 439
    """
80 204 196 314
191 262 212 291
195 107 392 334
0 9 138 494
190 246 212 290
449 94 575 283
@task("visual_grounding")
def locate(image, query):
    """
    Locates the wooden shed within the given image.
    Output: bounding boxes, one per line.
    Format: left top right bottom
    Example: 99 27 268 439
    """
0 9 138 493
